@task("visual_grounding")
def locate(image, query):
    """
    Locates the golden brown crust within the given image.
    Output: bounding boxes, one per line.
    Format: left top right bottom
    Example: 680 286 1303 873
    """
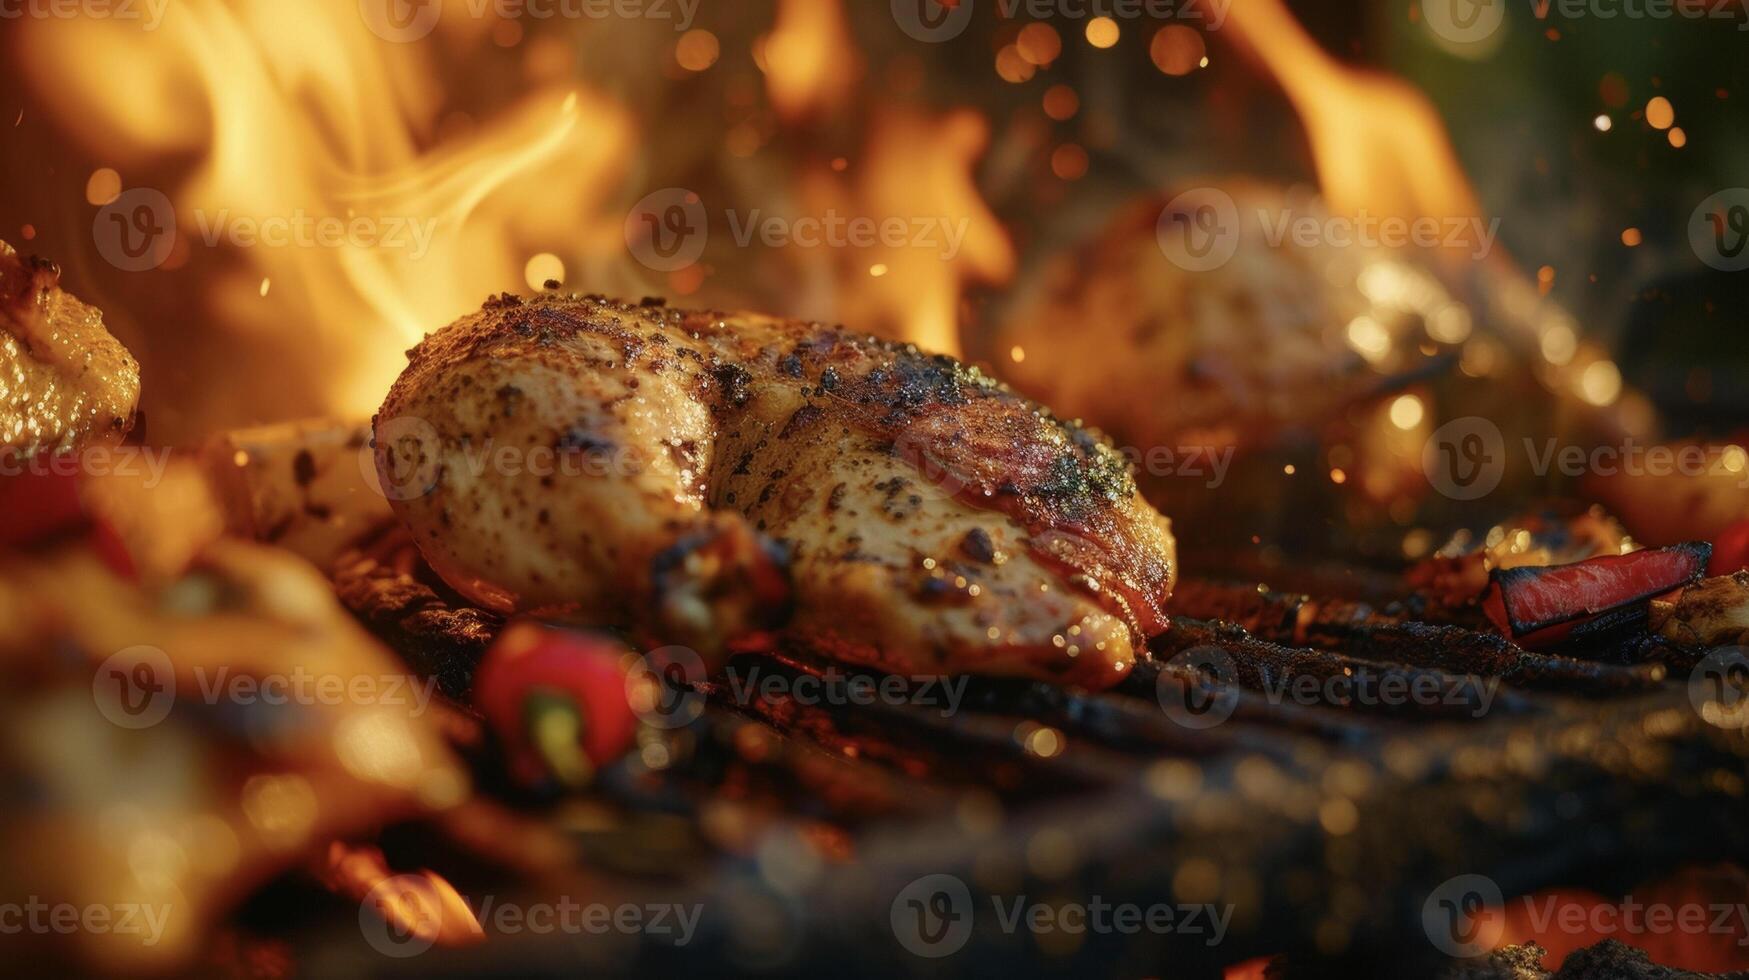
0 240 140 456
378 293 1177 688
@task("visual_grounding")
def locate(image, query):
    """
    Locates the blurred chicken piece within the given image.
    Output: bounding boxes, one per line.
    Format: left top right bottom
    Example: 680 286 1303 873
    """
0 240 140 455
993 183 1457 455
0 465 465 972
376 294 1176 689
1583 443 1749 546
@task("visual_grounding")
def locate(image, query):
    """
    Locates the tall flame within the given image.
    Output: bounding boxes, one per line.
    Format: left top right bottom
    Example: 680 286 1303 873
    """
16 0 632 420
758 0 1011 357
14 0 1010 426
1223 0 1639 431
1222 0 1483 241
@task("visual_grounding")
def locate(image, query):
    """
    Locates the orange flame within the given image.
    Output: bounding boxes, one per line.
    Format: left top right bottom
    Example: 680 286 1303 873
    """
1223 0 1483 237
761 0 861 120
830 109 1016 358
16 0 633 419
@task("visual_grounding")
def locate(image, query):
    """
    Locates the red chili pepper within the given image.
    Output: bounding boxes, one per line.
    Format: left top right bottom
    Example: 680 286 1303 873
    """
0 464 137 577
0 465 88 549
1483 542 1711 648
1710 519 1749 577
472 621 639 789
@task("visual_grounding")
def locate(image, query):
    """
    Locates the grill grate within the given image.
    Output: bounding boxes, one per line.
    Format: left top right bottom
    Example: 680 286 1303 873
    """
320 524 1749 977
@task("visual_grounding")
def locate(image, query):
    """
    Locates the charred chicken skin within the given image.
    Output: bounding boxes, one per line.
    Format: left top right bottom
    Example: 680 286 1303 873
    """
375 294 1176 689
0 240 139 456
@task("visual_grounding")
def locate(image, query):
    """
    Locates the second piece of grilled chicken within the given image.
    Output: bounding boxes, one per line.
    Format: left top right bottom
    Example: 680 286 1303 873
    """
1 239 140 456
375 294 1176 689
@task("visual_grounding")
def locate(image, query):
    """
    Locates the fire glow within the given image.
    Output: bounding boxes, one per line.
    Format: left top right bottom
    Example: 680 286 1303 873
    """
11 0 1018 434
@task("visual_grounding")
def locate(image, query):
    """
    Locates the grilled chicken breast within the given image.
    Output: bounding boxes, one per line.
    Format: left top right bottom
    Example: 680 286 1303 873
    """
994 183 1454 455
0 240 139 455
375 294 1176 689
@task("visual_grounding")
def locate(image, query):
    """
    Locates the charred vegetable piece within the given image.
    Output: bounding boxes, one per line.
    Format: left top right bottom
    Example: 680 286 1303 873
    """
1483 542 1711 647
473 621 639 789
1650 571 1749 649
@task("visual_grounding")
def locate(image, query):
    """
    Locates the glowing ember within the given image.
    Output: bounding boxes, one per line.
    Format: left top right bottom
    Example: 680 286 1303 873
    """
1150 26 1207 76
1646 96 1675 130
1085 17 1120 49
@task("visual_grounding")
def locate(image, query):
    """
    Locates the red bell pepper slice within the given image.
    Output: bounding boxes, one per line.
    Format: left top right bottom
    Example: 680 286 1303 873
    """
1483 542 1711 647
